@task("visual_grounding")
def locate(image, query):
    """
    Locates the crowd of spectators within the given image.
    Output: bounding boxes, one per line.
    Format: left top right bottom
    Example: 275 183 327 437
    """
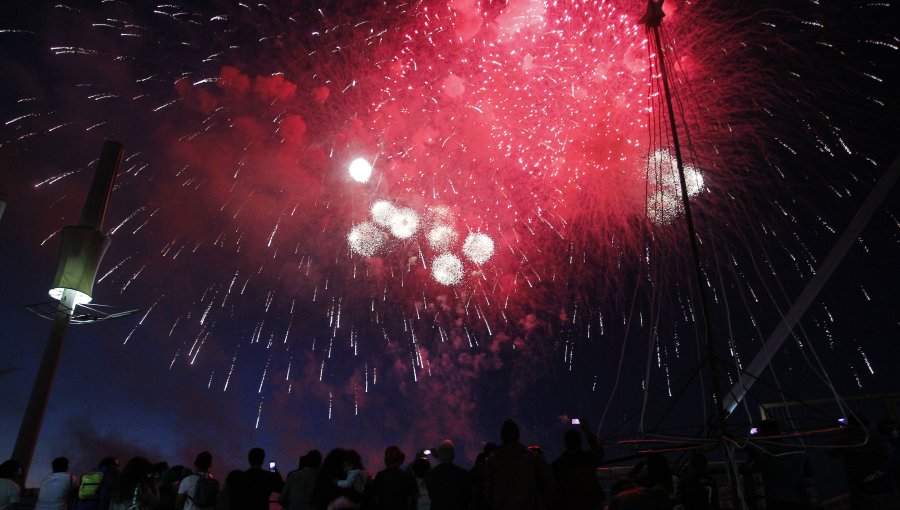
2 416 899 510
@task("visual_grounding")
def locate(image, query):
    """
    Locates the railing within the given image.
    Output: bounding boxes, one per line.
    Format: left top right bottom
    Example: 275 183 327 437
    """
759 392 900 431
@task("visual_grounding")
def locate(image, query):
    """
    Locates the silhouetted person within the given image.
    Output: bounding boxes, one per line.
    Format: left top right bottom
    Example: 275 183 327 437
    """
36 456 78 510
831 417 899 510
744 420 809 510
176 451 216 510
235 447 284 510
468 443 497 510
75 457 120 510
312 449 347 510
677 453 719 510
881 418 900 494
551 421 605 510
425 440 470 510
485 419 554 510
373 446 415 510
280 450 322 510
410 456 431 510
328 450 366 510
221 469 243 510
159 465 191 510
109 457 160 510
637 453 676 501
0 460 22 510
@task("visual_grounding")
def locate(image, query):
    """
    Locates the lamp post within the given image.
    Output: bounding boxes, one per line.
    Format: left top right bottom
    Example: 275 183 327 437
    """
11 141 122 483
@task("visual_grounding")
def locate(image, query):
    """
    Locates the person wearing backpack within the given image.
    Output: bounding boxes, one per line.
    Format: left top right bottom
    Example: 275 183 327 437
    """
176 452 219 510
75 457 120 510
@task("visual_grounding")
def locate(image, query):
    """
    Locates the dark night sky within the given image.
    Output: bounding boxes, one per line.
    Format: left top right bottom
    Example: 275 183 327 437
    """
1 0 898 494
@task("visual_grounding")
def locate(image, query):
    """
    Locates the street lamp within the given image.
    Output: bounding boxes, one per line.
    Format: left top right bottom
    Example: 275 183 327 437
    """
11 141 122 483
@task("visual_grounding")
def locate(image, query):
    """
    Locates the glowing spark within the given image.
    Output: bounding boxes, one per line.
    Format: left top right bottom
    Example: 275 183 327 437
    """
348 221 386 257
432 253 464 285
348 157 373 182
646 149 705 224
462 232 495 265
224 355 237 392
427 224 458 252
389 207 419 239
371 200 397 227
97 256 132 283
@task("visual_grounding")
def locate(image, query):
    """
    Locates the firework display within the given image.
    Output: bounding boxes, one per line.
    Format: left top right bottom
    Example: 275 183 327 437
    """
0 0 897 460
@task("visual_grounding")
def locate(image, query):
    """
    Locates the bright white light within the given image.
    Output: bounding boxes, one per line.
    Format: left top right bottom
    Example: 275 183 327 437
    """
348 221 386 257
371 200 397 228
462 232 494 265
432 254 464 285
389 207 419 239
684 166 704 196
427 225 459 252
646 149 705 224
348 157 373 183
49 287 92 305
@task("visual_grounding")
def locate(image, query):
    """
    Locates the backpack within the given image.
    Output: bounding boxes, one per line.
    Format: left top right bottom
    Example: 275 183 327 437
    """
189 474 220 508
78 471 104 500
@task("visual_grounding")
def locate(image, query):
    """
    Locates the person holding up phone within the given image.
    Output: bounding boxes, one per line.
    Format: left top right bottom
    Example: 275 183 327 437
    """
233 448 284 510
551 419 606 510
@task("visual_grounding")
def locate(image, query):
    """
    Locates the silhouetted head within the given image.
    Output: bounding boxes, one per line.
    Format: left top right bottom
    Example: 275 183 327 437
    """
306 450 322 469
435 440 455 463
500 419 520 444
564 429 582 450
475 442 499 465
248 448 265 467
100 457 121 472
194 451 212 472
344 450 363 470
124 457 154 479
384 446 405 468
0 460 22 479
52 457 69 473
320 449 348 481
112 456 156 503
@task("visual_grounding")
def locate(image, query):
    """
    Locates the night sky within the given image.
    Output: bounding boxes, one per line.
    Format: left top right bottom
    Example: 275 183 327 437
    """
1 0 898 492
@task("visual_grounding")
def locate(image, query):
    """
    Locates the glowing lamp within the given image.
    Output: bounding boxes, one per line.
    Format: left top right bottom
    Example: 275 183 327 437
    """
49 226 112 305
348 157 373 183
